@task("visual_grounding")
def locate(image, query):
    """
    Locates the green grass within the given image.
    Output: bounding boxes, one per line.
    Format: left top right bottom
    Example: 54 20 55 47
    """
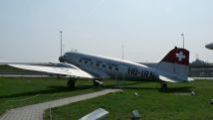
0 77 213 120
0 65 26 72
0 77 98 115
45 80 213 120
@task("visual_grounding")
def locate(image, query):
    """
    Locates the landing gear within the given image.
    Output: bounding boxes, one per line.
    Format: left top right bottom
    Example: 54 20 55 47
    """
161 82 168 92
67 79 76 88
93 80 103 87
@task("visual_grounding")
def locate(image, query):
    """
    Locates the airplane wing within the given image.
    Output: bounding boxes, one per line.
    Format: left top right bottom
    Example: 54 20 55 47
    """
9 63 94 79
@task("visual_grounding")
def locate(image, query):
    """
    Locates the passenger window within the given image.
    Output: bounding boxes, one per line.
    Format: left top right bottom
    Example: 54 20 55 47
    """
79 59 82 63
96 63 100 67
108 66 112 70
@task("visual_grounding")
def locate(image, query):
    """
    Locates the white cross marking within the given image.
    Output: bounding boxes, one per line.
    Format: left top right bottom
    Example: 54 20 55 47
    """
176 51 186 62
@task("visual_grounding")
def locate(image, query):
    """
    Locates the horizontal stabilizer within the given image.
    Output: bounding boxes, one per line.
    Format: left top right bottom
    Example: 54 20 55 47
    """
187 77 194 82
159 75 178 83
159 74 194 83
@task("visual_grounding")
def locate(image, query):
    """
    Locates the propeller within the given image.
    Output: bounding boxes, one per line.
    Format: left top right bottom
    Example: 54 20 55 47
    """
59 56 65 63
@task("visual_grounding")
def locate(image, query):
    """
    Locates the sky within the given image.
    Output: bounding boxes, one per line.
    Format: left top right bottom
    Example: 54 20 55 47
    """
0 0 213 63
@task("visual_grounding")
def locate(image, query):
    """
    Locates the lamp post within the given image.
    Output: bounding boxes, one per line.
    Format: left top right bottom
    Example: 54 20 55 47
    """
181 33 185 48
60 31 63 56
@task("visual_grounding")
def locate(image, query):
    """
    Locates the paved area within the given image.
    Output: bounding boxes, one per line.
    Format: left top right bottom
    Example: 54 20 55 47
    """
0 89 122 120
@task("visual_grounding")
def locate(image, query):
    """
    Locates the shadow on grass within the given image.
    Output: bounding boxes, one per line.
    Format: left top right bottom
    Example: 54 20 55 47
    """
103 85 158 91
103 82 194 93
165 86 195 93
0 81 195 99
0 85 93 99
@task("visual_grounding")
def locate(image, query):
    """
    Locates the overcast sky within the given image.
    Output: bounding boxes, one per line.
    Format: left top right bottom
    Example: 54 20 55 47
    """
0 0 213 63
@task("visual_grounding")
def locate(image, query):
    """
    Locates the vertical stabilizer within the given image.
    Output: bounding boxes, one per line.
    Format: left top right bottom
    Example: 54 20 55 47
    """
158 47 189 81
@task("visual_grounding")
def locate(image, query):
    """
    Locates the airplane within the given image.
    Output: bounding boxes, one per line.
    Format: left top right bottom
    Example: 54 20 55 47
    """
9 46 193 91
205 43 213 50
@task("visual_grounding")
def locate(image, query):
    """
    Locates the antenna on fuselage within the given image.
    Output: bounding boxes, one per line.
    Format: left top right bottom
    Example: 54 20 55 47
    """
60 30 63 56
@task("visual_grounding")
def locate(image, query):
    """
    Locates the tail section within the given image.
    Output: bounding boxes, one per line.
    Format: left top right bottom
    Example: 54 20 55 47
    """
157 47 190 82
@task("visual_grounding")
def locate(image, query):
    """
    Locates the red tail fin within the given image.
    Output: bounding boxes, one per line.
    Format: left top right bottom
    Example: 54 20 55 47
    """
161 47 189 66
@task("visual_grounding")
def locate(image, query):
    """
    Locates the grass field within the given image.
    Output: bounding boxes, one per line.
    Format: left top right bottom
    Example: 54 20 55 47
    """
0 77 213 120
0 77 98 115
0 65 30 73
44 80 213 120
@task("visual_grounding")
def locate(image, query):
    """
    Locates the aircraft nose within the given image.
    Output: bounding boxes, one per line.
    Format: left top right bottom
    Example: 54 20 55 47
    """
59 56 65 62
205 43 213 50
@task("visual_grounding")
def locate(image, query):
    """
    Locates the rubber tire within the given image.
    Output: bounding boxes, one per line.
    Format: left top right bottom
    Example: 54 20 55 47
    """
67 79 75 88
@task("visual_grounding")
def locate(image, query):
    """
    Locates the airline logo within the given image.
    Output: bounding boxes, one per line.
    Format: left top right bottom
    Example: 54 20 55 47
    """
176 51 186 62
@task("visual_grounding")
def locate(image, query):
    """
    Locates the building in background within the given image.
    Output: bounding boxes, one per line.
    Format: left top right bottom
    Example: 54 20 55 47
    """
189 59 213 77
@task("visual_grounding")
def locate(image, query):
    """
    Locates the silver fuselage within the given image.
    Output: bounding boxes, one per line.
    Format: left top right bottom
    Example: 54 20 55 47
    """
62 52 159 81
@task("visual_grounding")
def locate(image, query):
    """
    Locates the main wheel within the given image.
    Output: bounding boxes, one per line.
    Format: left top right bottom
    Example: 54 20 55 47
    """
93 80 102 87
93 81 99 87
67 79 76 88
161 83 168 92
